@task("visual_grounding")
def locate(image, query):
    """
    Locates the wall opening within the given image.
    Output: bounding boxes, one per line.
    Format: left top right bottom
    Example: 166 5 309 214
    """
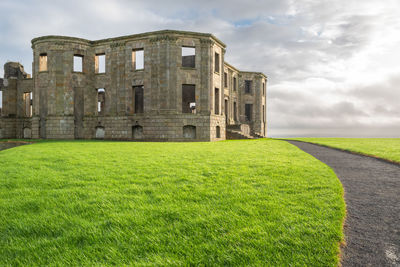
225 99 228 123
224 72 228 87
39 53 47 72
95 54 105 73
182 84 195 113
97 88 105 115
214 88 220 115
95 126 105 139
263 82 265 96
73 55 83 72
233 101 237 121
132 125 143 139
23 92 32 117
245 80 252 94
183 125 196 139
214 52 220 73
23 127 32 139
132 49 144 71
133 85 144 113
263 105 265 123
216 126 221 138
182 47 195 68
0 91 3 111
245 104 252 121
233 77 237 91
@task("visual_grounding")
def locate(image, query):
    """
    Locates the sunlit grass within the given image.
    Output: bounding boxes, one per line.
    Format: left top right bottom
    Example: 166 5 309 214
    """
0 139 345 266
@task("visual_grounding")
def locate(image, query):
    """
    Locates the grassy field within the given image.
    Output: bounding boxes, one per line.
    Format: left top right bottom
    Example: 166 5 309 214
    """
290 138 400 163
0 139 345 266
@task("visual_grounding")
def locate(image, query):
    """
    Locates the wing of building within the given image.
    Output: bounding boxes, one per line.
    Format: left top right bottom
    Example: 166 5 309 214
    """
0 30 267 141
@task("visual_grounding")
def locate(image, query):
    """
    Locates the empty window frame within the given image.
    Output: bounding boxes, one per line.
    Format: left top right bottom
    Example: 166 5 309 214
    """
214 88 220 115
183 125 196 139
182 47 195 68
263 105 266 123
97 88 105 115
214 52 220 73
95 54 105 73
73 55 83 72
245 80 252 94
0 91 3 110
39 53 48 72
233 77 237 91
23 92 32 117
263 82 265 96
224 72 228 87
133 85 144 113
245 104 252 121
132 125 143 139
233 101 237 121
216 126 221 138
132 49 144 71
182 84 196 113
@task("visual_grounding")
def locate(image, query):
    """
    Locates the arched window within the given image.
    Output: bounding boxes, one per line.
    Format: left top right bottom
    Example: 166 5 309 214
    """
183 125 196 139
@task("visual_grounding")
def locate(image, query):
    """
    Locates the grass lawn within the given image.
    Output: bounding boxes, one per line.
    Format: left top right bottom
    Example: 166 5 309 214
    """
290 138 400 163
0 139 345 266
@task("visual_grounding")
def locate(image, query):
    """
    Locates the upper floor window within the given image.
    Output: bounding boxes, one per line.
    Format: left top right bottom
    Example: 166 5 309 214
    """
214 52 220 73
23 92 32 117
132 49 144 71
39 53 47 72
73 55 83 72
182 47 195 68
182 84 196 113
97 88 105 115
95 54 105 73
245 104 252 121
224 72 228 87
263 82 265 96
245 80 252 94
233 77 237 91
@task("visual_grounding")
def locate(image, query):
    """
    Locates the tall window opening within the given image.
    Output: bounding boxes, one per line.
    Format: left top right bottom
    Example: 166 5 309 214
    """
214 88 220 115
216 126 221 138
39 53 47 72
263 82 265 96
233 77 237 91
263 105 266 123
95 54 105 73
245 104 252 121
225 99 228 123
23 92 32 117
182 47 195 68
133 85 144 113
182 84 196 113
0 91 2 111
97 88 105 115
245 80 252 94
233 102 237 121
214 52 220 73
73 55 83 72
132 49 144 71
224 72 228 87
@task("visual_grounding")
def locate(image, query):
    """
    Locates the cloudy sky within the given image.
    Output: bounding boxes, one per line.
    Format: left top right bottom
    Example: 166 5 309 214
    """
1 0 399 137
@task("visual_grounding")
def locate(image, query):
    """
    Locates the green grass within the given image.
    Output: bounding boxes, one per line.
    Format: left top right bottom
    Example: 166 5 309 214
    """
290 138 400 163
0 139 345 266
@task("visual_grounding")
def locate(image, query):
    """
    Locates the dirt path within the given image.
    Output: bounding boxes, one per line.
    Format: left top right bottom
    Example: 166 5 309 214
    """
288 140 400 267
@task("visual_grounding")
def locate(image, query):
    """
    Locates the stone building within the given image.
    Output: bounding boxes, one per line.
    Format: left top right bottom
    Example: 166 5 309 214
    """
0 30 267 141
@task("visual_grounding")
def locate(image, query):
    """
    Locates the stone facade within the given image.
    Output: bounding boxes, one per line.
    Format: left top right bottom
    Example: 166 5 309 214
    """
0 30 267 141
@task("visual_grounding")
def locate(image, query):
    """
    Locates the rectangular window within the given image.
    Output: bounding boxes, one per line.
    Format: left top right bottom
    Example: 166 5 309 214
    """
182 47 195 68
182 84 196 113
224 72 228 87
39 53 47 72
132 49 144 71
133 85 144 113
233 102 237 121
23 92 32 117
73 55 83 72
263 105 265 123
97 88 105 115
0 91 2 109
214 88 220 115
263 82 265 96
233 77 237 91
245 104 252 121
214 52 220 73
95 54 105 73
245 80 252 94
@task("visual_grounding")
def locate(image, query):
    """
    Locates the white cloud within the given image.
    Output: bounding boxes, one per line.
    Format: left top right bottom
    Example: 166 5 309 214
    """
0 0 399 137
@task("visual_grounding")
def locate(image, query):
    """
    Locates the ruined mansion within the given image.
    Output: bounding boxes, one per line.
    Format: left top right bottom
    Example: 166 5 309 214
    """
0 30 267 141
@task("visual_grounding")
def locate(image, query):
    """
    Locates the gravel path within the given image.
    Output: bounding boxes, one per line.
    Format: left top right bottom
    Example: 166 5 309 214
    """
288 140 400 266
